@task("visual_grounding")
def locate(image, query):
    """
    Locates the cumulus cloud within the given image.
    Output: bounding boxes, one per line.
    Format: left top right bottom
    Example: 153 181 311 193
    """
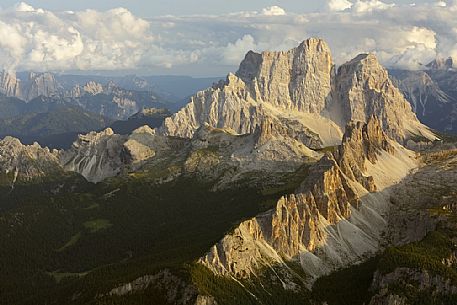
261 6 286 16
2 2 457 74
327 0 353 11
351 0 395 13
0 3 158 71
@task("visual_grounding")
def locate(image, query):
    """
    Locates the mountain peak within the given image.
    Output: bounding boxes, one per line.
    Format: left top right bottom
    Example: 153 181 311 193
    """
0 70 22 98
236 37 332 84
426 56 455 71
0 135 61 184
163 38 434 145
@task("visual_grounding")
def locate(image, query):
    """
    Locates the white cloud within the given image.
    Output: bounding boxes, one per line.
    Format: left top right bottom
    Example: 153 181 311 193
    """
352 0 395 13
327 0 353 12
261 6 286 16
223 35 258 65
15 2 36 12
2 2 457 75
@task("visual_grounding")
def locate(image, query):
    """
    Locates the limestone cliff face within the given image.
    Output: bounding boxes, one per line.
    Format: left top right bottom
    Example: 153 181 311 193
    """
0 136 61 184
335 116 394 192
0 71 22 98
65 81 155 119
60 128 127 183
161 74 261 139
335 54 433 142
199 117 417 281
161 38 434 146
161 39 339 147
236 38 334 113
25 72 60 101
0 71 60 101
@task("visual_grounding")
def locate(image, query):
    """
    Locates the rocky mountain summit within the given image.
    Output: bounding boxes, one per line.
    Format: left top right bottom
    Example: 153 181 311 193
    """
162 38 435 146
426 56 455 71
0 136 61 185
0 71 60 101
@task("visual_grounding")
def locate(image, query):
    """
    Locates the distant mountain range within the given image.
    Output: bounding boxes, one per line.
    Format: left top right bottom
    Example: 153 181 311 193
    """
0 71 219 148
390 56 457 134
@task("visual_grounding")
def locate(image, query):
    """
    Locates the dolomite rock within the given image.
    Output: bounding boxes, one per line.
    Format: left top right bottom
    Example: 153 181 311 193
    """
335 116 394 192
25 72 60 101
199 117 418 283
122 126 157 164
195 295 218 305
108 269 197 305
0 70 60 101
57 121 320 184
65 81 142 118
426 56 455 71
0 70 22 98
0 136 61 183
368 267 457 305
161 38 435 147
183 123 320 183
60 128 127 183
83 81 104 95
335 54 435 142
236 38 334 113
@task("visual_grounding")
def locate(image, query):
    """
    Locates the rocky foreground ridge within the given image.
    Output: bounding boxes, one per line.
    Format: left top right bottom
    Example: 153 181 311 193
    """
199 116 417 285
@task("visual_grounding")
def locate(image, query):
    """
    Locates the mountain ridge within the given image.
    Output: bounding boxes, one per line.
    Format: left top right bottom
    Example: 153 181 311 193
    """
161 38 435 147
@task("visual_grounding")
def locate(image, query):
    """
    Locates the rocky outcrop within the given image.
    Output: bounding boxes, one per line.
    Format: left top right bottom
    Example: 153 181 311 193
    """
335 54 434 142
0 71 61 101
426 57 455 71
199 117 418 283
391 70 452 116
0 71 22 98
25 72 60 101
368 268 457 305
161 38 434 146
60 128 127 183
56 116 321 184
236 38 333 113
335 116 394 192
0 136 61 185
108 269 197 305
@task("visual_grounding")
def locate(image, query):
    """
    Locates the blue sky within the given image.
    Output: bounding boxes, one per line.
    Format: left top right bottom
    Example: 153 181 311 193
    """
0 1 454 76
0 0 430 16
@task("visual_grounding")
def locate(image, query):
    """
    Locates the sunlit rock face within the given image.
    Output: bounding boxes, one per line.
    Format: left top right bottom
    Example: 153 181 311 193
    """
235 38 334 113
199 117 418 282
335 53 434 142
60 128 127 183
0 136 61 184
161 38 435 146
